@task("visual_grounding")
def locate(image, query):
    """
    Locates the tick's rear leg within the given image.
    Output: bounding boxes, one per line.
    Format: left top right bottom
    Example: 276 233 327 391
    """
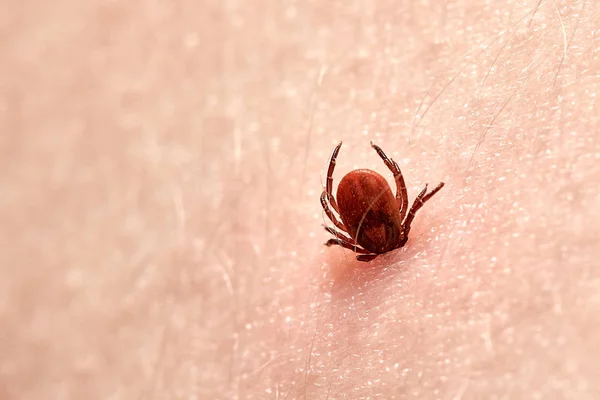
370 142 409 220
321 191 347 232
323 225 359 246
325 237 371 255
323 223 377 261
325 236 378 262
401 182 445 237
356 254 379 262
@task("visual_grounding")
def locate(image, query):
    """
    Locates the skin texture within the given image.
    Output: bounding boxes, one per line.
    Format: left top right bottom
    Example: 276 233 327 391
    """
1 0 600 399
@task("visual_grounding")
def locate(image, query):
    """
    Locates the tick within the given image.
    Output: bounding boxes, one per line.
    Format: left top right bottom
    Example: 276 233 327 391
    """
321 141 445 262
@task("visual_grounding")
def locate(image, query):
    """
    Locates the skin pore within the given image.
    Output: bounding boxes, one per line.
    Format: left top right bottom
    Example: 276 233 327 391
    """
1 0 599 398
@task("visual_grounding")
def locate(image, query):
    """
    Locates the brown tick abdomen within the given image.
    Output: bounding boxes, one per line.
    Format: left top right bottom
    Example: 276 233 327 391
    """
336 169 402 253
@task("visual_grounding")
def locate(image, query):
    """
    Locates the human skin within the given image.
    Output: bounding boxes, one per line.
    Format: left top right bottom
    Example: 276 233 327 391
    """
1 0 599 398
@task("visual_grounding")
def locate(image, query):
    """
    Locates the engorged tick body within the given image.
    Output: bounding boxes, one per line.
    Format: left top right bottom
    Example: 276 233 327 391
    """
337 169 401 254
321 142 444 262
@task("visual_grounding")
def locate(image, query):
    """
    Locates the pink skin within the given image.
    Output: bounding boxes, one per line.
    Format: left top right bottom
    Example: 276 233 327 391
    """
1 0 599 398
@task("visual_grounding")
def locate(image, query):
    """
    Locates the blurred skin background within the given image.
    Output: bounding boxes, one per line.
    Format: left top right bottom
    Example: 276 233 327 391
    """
1 0 599 398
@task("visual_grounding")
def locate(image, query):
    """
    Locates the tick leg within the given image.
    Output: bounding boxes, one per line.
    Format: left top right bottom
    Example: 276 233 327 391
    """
370 142 409 220
325 141 343 212
325 237 372 255
321 191 347 232
323 225 359 246
325 236 378 262
401 182 445 237
356 254 379 262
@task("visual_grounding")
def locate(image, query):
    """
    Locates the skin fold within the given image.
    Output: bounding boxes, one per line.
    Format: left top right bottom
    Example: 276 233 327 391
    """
1 0 599 398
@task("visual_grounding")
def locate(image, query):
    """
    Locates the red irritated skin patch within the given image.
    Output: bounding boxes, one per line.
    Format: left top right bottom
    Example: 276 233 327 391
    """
320 141 444 262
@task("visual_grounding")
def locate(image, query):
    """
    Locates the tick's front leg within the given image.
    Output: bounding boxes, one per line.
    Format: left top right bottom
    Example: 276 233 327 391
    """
371 142 409 219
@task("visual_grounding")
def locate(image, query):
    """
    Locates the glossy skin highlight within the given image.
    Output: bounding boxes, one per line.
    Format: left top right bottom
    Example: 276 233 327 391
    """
321 142 444 261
